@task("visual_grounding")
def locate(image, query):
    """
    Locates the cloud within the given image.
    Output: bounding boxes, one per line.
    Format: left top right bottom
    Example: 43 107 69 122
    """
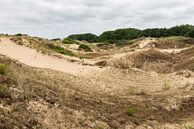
0 0 194 38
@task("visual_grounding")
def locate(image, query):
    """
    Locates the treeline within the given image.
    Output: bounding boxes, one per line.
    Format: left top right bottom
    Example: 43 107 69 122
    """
68 33 98 42
67 25 194 43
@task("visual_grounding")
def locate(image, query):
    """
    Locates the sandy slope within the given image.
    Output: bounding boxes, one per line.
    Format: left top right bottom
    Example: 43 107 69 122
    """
0 38 103 76
0 36 194 129
138 38 155 49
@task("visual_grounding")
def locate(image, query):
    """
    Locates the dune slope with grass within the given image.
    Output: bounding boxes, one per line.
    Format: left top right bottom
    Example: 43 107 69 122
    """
0 37 103 76
0 35 194 129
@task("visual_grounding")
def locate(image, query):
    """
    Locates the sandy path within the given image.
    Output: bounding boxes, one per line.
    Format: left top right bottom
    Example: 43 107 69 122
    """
0 38 103 76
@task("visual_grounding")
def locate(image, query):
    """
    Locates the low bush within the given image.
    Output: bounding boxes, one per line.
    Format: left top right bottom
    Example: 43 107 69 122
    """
0 85 9 98
62 38 79 44
47 43 76 56
50 38 61 41
0 64 6 75
78 44 92 52
15 33 23 36
125 106 136 116
56 49 75 56
68 33 98 42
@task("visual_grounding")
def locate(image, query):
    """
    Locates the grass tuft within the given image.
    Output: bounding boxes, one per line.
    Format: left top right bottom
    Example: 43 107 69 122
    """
0 85 9 98
0 64 7 75
95 127 104 129
125 106 136 116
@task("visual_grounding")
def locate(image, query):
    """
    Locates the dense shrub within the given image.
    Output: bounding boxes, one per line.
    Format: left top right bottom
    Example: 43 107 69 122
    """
114 28 142 40
98 28 142 44
67 24 194 45
98 31 117 42
15 33 23 36
68 33 98 42
186 29 194 38
142 28 169 37
78 44 92 52
0 64 6 75
167 25 194 36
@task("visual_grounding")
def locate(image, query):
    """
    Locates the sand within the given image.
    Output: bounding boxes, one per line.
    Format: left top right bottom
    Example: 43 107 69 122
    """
0 38 102 76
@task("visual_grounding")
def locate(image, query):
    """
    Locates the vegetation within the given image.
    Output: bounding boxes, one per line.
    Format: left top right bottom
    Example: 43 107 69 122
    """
62 38 79 44
0 64 6 75
47 43 76 56
98 31 116 43
68 33 98 42
0 85 9 98
95 127 104 129
67 24 194 45
142 28 168 37
163 80 171 91
78 44 92 52
50 38 61 41
186 29 194 38
15 33 23 36
125 106 136 116
57 49 75 56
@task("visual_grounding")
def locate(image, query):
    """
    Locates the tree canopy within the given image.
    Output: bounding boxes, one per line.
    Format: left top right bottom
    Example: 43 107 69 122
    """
68 33 98 43
67 24 194 44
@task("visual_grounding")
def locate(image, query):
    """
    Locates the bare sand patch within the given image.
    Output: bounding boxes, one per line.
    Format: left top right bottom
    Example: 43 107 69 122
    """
0 38 103 76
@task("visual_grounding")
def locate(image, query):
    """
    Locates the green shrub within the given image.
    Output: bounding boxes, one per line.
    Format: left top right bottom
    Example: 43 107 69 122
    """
67 24 194 45
185 126 194 129
125 106 136 116
15 33 22 36
47 43 76 56
0 64 6 75
78 44 92 52
50 38 61 41
68 33 98 42
0 85 9 98
62 38 79 44
56 49 75 56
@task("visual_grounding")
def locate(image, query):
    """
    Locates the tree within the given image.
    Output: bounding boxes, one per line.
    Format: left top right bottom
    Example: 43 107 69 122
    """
68 33 98 42
98 31 116 43
167 25 194 36
142 28 169 37
186 29 194 38
114 28 142 40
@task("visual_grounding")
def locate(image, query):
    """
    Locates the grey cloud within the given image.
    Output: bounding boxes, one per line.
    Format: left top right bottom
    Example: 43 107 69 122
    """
0 0 194 38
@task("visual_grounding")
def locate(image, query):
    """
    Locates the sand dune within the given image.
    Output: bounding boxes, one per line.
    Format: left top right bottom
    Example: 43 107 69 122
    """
0 38 102 76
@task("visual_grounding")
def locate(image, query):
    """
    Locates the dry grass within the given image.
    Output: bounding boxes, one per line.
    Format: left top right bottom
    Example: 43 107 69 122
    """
156 36 193 49
162 80 172 91
1 35 194 129
174 47 194 71
105 49 175 73
128 87 147 95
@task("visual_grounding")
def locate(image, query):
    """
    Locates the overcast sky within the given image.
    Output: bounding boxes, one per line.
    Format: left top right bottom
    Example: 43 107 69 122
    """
0 0 194 38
